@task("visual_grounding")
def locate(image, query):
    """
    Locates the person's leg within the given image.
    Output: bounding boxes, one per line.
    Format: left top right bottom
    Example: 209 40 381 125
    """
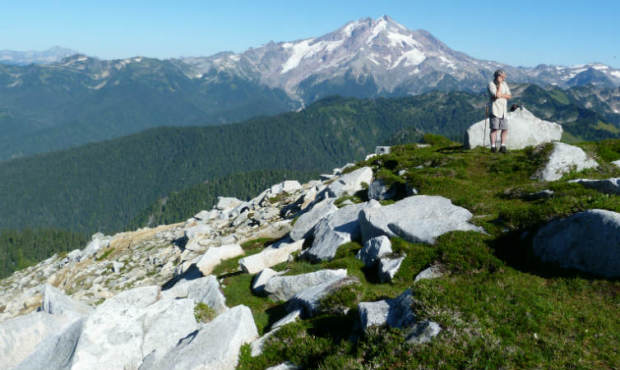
500 130 508 146
490 129 498 147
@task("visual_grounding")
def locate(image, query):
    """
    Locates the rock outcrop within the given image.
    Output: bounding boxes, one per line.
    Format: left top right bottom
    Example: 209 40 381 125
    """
359 195 484 244
263 269 348 301
324 166 373 198
465 107 562 149
533 209 620 278
239 238 303 274
534 142 598 181
568 177 620 195
144 305 258 370
305 201 380 262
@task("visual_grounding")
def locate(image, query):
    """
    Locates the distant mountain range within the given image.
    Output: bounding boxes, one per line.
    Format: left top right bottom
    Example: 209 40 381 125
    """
1 16 619 160
0 46 77 65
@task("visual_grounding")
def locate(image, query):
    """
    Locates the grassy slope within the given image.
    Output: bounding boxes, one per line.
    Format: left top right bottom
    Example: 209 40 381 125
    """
208 136 620 369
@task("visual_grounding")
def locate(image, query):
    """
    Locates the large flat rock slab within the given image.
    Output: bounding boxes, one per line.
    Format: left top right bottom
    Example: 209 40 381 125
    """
0 311 80 369
239 239 304 274
359 195 483 244
534 142 598 182
14 318 84 370
533 209 620 278
71 286 198 369
465 107 562 149
264 269 348 301
196 244 245 275
143 305 258 370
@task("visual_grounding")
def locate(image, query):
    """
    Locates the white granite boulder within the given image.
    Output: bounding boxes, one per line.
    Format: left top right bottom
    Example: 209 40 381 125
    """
263 269 348 301
612 160 620 168
356 235 392 267
144 305 258 370
533 209 620 278
568 178 620 195
269 180 302 196
196 244 245 275
0 311 80 369
239 239 304 274
358 289 416 330
358 289 441 345
368 179 396 201
465 107 562 149
325 166 373 198
251 268 285 295
414 265 444 282
289 198 337 241
286 276 359 317
215 196 243 212
305 201 380 262
534 142 598 181
81 232 111 260
162 275 228 314
359 195 484 244
378 255 406 283
71 286 198 369
40 284 92 317
14 318 84 370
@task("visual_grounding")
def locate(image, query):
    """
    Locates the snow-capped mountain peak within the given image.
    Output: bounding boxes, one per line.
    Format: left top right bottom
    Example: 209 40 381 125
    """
179 15 620 102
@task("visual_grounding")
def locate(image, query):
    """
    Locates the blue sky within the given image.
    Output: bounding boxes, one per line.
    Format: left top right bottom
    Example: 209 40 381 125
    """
1 0 618 67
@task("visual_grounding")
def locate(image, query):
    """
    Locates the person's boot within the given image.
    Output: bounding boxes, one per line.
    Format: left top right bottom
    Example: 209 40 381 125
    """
500 145 507 153
491 146 497 153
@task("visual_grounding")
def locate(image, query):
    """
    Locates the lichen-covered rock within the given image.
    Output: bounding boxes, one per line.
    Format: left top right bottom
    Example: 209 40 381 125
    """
533 209 620 278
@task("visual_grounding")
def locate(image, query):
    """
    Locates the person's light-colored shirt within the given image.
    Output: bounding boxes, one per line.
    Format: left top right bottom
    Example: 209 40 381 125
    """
488 81 511 118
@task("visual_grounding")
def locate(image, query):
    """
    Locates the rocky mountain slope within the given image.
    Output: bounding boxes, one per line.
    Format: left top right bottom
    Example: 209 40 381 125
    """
2 88 619 238
1 128 618 368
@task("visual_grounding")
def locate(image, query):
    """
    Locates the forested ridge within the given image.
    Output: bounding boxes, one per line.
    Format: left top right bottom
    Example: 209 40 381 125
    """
1 86 619 278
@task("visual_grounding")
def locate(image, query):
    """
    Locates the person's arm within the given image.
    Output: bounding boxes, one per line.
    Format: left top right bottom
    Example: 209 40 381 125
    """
488 82 498 100
503 83 512 100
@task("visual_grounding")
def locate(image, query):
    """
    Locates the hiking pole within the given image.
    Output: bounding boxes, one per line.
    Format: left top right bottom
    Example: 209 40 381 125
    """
483 104 488 148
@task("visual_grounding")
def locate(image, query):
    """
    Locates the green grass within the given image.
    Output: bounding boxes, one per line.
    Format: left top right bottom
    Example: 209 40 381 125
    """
235 138 620 369
194 302 216 323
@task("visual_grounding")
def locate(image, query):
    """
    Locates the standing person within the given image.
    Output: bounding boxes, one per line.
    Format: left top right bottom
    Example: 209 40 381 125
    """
487 69 512 153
